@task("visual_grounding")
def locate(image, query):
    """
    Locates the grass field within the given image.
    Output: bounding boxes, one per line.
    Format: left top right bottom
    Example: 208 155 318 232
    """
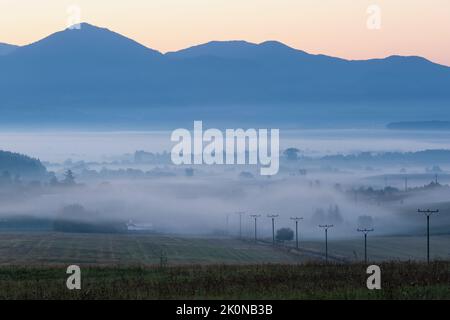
0 232 313 265
0 232 448 299
0 262 448 299
295 235 450 262
0 232 448 265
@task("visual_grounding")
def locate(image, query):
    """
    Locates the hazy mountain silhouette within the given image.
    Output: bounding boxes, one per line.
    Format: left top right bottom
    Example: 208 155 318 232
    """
12 23 162 60
166 40 312 61
1 23 449 127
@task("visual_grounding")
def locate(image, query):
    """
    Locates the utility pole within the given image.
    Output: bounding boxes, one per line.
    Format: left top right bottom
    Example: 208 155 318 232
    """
236 212 245 239
290 217 303 249
417 209 439 263
250 214 261 242
267 214 279 245
357 228 374 264
319 225 334 264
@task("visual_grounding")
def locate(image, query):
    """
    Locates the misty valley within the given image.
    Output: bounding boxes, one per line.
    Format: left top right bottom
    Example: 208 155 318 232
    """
0 129 449 265
1 0 450 303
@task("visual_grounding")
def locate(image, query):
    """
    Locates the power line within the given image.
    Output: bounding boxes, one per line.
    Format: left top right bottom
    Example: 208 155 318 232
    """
357 228 374 264
267 214 279 245
290 217 303 250
417 209 439 263
250 214 261 242
319 224 334 264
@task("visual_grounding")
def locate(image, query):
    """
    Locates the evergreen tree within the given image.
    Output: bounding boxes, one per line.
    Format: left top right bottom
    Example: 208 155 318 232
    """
63 169 76 186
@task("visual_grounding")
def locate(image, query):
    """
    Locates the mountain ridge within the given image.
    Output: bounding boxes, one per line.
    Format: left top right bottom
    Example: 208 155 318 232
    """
0 22 449 127
4 23 447 66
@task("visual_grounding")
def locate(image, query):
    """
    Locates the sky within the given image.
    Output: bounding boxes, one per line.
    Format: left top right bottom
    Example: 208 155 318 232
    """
0 0 449 66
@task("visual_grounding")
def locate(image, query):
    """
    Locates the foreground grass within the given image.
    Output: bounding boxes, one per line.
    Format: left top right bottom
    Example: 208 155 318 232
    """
0 261 448 299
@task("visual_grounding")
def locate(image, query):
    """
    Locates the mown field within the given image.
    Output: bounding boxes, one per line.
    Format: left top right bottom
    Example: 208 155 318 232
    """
296 234 450 262
0 232 312 265
0 232 448 265
0 262 448 299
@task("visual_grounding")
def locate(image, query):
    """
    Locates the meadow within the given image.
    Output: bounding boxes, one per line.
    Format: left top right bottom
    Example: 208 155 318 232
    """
0 262 447 299
0 232 310 265
0 232 448 265
0 232 448 299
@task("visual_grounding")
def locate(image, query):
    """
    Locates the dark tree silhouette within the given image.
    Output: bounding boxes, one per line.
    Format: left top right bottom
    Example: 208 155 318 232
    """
276 228 294 242
283 148 301 161
0 150 47 179
63 169 76 186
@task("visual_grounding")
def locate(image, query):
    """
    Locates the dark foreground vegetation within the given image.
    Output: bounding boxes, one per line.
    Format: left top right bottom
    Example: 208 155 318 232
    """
0 261 448 299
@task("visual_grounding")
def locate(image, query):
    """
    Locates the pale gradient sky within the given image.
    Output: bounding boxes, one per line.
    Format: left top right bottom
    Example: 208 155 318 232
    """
1 0 449 66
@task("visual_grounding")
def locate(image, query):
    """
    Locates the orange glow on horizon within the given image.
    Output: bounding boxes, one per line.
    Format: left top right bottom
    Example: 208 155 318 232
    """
1 0 449 66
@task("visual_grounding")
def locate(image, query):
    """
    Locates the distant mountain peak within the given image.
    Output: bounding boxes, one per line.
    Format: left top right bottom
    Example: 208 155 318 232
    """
12 22 162 59
205 40 254 46
384 54 434 64
257 40 309 56
64 22 120 36
65 22 103 30
166 39 310 60
259 40 290 48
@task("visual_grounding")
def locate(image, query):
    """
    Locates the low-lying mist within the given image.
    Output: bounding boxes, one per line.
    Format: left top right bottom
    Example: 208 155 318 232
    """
0 172 431 239
1 128 449 240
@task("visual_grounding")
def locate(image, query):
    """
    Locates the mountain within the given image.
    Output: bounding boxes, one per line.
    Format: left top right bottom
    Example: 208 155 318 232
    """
0 43 18 56
0 23 449 127
166 40 312 61
12 23 161 61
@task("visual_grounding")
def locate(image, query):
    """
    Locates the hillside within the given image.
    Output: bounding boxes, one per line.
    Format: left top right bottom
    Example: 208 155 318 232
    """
0 150 47 180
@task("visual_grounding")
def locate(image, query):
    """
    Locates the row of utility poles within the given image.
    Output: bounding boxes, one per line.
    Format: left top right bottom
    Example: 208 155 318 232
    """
246 214 299 247
234 212 345 263
231 208 440 264
240 213 301 246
